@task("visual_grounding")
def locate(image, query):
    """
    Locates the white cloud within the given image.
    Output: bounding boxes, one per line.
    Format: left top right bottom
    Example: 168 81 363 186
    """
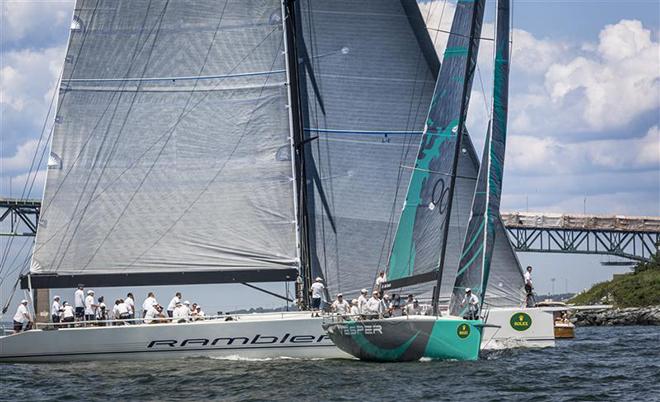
1 139 42 172
1 0 74 44
542 19 659 131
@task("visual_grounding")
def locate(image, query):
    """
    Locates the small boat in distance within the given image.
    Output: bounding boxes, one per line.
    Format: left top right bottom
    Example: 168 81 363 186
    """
536 300 576 339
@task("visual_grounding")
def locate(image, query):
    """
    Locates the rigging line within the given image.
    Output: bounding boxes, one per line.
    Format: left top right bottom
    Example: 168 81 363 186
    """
36 0 170 222
376 0 449 274
61 0 178 272
122 29 286 270
427 27 495 42
0 240 33 288
31 26 283 258
375 0 437 275
0 237 31 285
80 0 230 270
51 0 165 272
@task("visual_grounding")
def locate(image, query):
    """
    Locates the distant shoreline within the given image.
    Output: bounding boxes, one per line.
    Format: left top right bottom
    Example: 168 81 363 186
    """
573 306 660 326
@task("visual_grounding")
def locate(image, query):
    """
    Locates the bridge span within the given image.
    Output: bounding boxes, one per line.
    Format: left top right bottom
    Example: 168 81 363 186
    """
501 212 660 262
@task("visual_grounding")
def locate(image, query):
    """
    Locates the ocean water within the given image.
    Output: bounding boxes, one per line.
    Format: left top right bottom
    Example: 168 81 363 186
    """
1 326 658 401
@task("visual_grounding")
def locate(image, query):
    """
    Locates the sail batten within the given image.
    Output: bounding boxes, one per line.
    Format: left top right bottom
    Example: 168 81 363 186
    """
31 0 300 278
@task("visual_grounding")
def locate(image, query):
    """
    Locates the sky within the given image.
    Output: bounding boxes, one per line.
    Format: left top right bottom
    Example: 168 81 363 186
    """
0 0 658 314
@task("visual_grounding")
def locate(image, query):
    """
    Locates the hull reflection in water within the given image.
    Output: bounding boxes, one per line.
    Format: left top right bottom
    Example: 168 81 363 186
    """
323 316 482 362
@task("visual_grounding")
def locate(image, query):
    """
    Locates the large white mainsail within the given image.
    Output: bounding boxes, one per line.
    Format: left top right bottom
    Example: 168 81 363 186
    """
30 0 299 286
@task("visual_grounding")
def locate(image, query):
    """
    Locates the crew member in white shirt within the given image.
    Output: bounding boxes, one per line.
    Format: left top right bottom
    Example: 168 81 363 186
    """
460 288 480 320
524 266 535 307
84 290 98 322
310 277 325 317
113 299 131 324
331 293 350 316
365 291 384 317
196 305 205 319
74 284 85 320
173 301 189 323
374 271 387 295
404 299 421 316
96 296 108 323
61 302 75 327
350 299 360 316
125 293 135 320
51 295 62 324
13 299 32 333
142 292 158 318
144 304 165 324
357 289 369 315
166 292 182 318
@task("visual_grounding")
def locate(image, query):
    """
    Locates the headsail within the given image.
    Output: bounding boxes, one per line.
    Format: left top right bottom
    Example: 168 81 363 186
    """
386 0 486 289
29 0 299 287
450 0 512 315
295 0 437 296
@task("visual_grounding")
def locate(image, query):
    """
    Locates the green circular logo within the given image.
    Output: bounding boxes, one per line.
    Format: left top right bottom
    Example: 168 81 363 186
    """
510 312 533 331
457 323 471 339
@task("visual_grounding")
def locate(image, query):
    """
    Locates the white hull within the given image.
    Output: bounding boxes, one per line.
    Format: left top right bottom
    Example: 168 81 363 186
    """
481 307 556 350
0 312 349 363
1 308 555 362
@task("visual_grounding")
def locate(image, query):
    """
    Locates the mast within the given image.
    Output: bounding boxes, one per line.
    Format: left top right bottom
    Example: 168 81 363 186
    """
431 0 486 315
282 0 312 308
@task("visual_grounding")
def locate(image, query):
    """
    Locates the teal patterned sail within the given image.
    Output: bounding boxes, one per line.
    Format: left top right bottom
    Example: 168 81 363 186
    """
450 0 511 316
386 0 485 288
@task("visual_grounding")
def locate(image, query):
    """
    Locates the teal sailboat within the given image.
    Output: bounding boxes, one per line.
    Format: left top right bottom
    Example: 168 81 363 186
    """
325 0 486 362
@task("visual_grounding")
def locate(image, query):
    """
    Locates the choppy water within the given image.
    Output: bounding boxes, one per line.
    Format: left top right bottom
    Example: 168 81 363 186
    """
1 326 658 401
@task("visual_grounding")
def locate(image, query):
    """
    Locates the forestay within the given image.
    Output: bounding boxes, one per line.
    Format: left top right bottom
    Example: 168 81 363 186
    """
31 0 299 279
295 0 437 296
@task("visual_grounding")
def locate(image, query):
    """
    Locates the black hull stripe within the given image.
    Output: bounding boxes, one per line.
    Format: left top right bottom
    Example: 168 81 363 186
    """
0 344 337 360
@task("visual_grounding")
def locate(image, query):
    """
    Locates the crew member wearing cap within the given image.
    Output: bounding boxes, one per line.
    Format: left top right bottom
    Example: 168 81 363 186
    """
51 295 63 324
404 299 421 316
365 291 384 318
461 288 480 320
74 284 85 321
331 293 350 316
84 290 98 322
350 299 360 316
309 277 325 317
13 299 32 333
61 302 75 327
357 289 369 315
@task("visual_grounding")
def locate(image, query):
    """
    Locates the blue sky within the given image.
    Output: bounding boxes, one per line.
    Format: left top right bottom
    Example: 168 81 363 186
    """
0 0 658 312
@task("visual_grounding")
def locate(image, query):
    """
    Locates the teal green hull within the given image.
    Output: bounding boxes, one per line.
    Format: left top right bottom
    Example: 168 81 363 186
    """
324 317 482 362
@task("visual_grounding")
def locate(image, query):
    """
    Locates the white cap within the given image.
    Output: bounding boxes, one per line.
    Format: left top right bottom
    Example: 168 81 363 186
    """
53 295 60 299
21 299 28 304
372 290 379 295
315 277 323 282
87 290 94 294
465 288 471 293
360 288 368 294
183 300 190 305
351 299 358 305
337 293 343 297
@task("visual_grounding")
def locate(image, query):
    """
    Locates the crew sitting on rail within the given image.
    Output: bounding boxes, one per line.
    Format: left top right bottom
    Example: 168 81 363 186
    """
461 288 480 320
51 295 62 324
12 299 32 333
61 301 75 327
365 291 384 318
195 305 205 320
144 304 166 324
331 293 350 316
112 299 131 324
173 301 189 323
